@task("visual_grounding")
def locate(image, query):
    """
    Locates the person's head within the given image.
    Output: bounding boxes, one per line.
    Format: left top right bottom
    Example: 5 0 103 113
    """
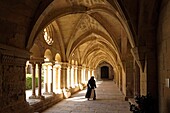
91 76 94 80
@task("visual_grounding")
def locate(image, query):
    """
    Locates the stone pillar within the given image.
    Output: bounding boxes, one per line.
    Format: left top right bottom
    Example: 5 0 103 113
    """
92 69 94 77
43 64 48 94
61 62 73 98
60 63 67 89
85 67 89 81
37 63 44 99
67 65 71 88
82 67 86 83
53 66 56 93
74 66 78 86
50 64 54 94
71 65 75 88
93 68 97 78
88 68 91 80
77 66 82 84
134 61 140 96
116 69 119 86
118 66 122 91
53 64 62 93
125 57 135 100
29 63 36 99
47 64 51 94
0 45 33 113
58 67 61 92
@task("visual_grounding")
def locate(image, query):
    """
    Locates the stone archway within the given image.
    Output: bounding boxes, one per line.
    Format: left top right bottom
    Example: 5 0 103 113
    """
96 62 114 81
101 66 109 79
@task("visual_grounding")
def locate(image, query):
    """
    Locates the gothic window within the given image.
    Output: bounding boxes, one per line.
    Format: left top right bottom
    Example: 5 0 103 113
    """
43 25 54 45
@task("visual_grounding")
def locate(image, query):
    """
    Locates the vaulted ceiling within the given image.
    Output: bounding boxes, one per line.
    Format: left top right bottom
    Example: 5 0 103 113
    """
28 0 133 70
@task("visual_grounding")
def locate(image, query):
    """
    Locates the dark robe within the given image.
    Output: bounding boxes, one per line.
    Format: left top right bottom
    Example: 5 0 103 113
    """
85 77 96 99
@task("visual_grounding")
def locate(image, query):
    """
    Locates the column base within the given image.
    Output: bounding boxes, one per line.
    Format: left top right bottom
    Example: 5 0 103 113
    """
37 95 45 100
29 95 45 100
79 83 84 90
62 88 71 99
43 92 50 95
49 92 56 95
56 89 62 94
29 95 37 99
70 86 80 94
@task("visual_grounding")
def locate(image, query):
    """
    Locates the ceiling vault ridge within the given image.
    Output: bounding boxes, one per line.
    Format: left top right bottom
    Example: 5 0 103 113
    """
66 14 112 59
82 46 117 65
67 0 111 8
52 21 66 61
31 0 131 69
69 33 117 60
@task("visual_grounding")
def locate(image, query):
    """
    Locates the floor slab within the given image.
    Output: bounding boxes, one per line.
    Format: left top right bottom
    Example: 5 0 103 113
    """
42 80 131 113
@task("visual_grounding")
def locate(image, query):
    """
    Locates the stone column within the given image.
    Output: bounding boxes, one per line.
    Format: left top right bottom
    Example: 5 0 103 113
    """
37 63 44 99
125 57 135 100
47 64 51 94
92 69 94 77
88 68 90 80
90 68 92 77
67 65 71 88
85 67 89 81
81 67 86 83
29 63 36 99
53 66 57 93
50 64 54 94
53 64 62 93
77 66 82 84
58 67 61 92
93 68 97 78
60 63 67 89
74 66 78 86
134 61 140 96
43 64 48 94
71 65 75 88
118 66 122 91
116 69 119 86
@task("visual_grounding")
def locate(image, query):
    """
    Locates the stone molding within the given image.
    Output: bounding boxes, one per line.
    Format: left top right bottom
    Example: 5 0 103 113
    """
0 44 30 58
68 0 107 7
0 44 30 66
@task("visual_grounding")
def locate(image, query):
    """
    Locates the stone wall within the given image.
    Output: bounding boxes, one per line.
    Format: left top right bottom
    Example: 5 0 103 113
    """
96 62 114 80
31 94 63 112
0 44 33 113
157 1 170 113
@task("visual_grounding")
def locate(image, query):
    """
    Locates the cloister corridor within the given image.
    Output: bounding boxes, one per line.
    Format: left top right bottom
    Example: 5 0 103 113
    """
2 0 170 113
42 80 131 113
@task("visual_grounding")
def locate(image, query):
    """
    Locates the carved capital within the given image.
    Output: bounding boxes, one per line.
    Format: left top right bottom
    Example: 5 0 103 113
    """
61 62 69 69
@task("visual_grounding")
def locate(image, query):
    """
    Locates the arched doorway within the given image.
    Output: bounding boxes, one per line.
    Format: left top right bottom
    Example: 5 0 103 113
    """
101 66 109 79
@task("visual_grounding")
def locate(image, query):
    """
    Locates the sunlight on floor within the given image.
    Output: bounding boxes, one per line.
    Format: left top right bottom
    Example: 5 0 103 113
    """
66 95 87 102
96 80 103 85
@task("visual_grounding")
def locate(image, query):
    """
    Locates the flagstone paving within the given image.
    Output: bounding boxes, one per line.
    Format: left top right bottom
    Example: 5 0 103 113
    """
42 80 131 113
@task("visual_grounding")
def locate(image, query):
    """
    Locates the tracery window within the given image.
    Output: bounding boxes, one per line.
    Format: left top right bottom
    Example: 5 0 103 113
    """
43 25 54 45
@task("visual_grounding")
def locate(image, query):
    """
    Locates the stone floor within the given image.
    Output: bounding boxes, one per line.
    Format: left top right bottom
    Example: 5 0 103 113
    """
42 80 131 113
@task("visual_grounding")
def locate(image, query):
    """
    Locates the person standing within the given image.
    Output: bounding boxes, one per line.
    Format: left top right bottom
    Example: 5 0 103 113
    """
85 76 97 100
